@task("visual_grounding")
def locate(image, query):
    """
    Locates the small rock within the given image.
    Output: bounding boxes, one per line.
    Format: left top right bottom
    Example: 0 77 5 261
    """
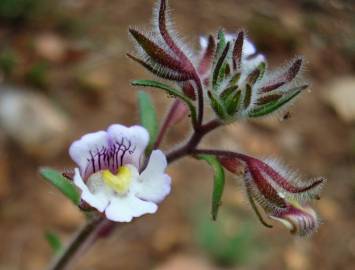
0 86 70 158
34 33 67 63
323 77 355 122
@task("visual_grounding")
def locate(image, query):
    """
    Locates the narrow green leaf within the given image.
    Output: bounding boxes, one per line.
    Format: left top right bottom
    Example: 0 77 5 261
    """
228 72 241 87
216 29 226 57
249 88 303 117
213 42 230 90
225 90 241 115
132 80 197 125
198 155 225 221
137 91 158 151
208 91 227 119
220 85 238 100
39 167 80 205
45 231 62 254
243 84 252 109
257 62 266 80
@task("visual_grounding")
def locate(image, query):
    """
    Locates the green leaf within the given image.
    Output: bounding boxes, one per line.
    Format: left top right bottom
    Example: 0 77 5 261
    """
137 91 158 151
208 91 227 119
216 29 226 57
243 84 252 109
249 87 304 117
39 167 80 205
45 231 62 254
213 42 230 90
225 90 241 115
198 155 225 220
257 62 266 80
227 72 241 87
132 80 197 125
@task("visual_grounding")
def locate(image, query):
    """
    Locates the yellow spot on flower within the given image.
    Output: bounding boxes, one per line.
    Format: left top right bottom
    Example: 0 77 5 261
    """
102 166 132 194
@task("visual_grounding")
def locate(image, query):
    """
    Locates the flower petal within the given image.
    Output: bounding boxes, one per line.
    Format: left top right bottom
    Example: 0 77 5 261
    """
199 36 208 49
105 195 158 222
73 168 109 212
243 38 256 56
107 124 149 168
135 150 171 203
270 203 319 237
69 131 109 179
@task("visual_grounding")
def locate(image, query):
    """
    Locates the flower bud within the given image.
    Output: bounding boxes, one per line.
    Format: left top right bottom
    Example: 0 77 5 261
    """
220 154 325 236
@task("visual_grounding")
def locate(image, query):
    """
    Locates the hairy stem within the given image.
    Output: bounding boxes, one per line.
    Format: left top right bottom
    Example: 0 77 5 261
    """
167 119 221 163
48 216 108 270
154 100 184 149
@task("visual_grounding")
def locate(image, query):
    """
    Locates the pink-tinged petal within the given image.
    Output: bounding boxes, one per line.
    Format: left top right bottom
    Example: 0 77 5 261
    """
270 203 319 237
107 124 149 169
73 168 109 212
135 150 171 203
105 195 158 222
69 131 109 179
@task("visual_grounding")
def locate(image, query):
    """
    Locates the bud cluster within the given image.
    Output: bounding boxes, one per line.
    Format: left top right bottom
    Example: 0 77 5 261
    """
198 31 307 120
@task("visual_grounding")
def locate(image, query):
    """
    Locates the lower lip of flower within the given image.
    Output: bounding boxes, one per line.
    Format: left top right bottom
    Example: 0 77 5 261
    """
101 166 133 195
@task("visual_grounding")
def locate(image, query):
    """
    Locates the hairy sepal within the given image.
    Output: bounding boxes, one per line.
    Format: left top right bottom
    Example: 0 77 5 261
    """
129 29 194 79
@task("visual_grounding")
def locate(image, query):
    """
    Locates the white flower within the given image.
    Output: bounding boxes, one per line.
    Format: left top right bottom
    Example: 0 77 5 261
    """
199 33 265 72
69 124 171 222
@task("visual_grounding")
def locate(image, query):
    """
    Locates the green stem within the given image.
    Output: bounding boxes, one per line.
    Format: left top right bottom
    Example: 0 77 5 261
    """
48 216 106 270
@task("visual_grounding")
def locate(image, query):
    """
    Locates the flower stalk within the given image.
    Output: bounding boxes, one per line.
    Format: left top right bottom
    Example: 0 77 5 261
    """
48 216 106 270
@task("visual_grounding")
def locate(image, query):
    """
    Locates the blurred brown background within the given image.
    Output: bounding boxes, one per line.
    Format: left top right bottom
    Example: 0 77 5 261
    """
0 0 355 269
